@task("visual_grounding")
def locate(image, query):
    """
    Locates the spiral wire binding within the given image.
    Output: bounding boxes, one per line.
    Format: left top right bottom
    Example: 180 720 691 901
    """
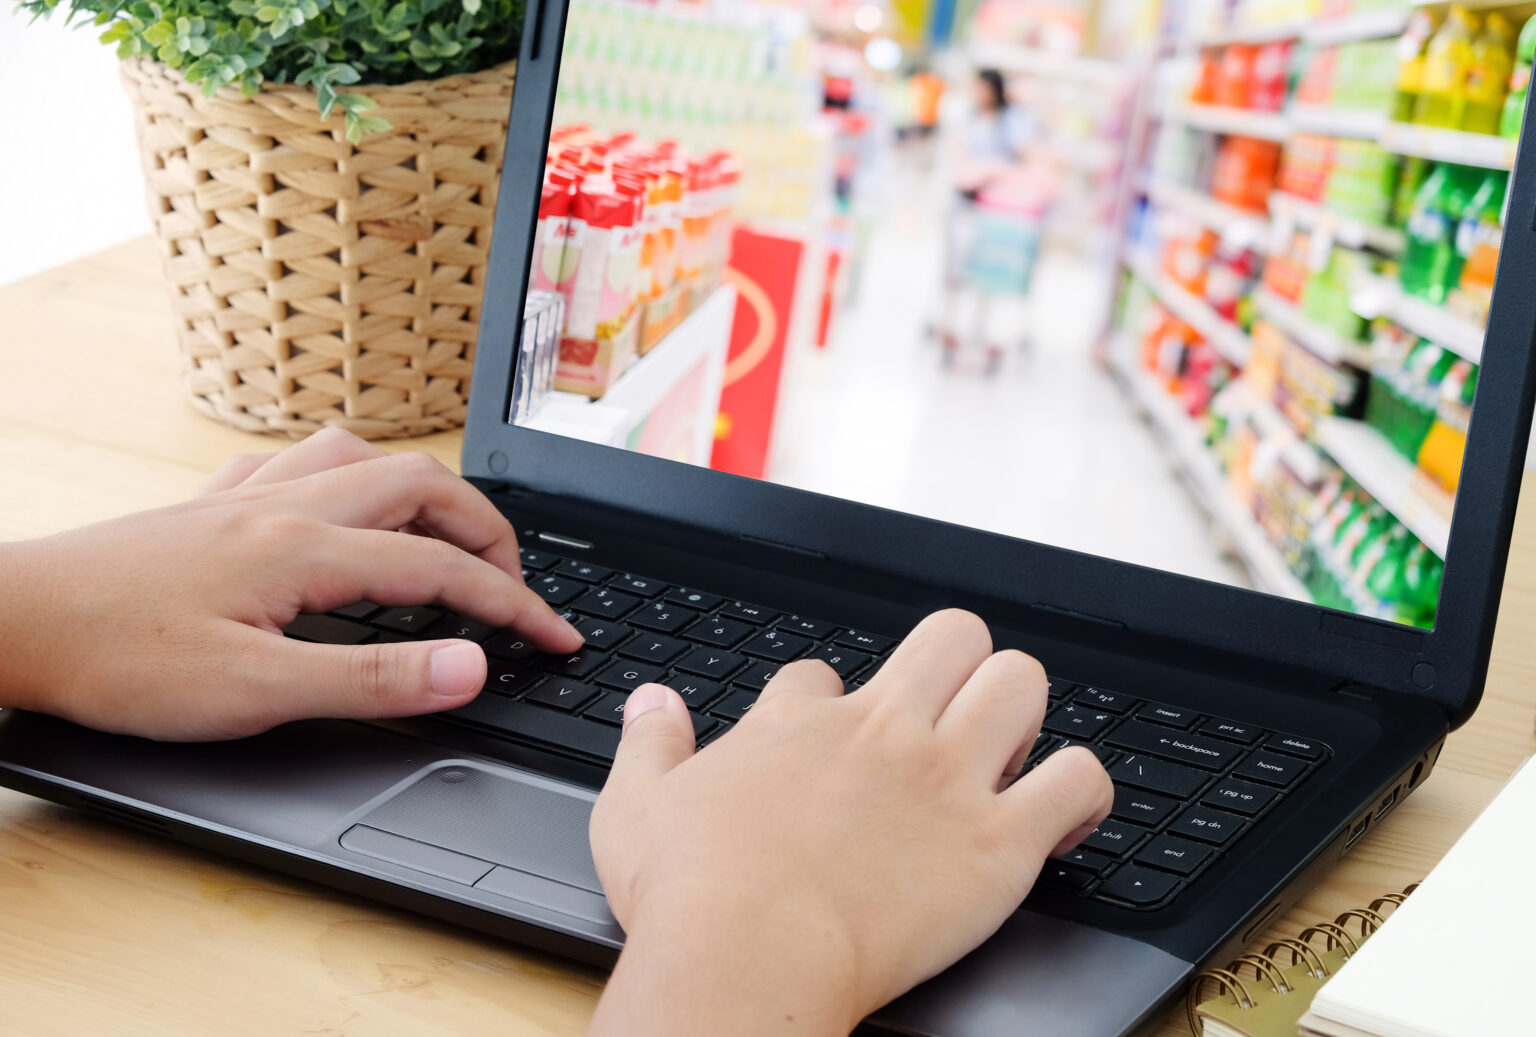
1184 885 1418 1034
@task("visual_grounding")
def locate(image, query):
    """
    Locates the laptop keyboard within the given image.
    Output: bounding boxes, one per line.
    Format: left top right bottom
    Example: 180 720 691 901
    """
285 544 1330 910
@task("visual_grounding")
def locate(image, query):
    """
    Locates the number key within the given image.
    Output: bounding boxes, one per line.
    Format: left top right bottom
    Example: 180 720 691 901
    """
631 602 699 634
741 629 812 662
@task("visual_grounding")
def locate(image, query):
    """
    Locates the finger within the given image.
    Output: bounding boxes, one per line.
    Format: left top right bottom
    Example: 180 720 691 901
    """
240 427 387 487
1001 746 1114 862
281 452 524 578
247 633 488 725
934 649 1049 783
756 658 843 706
606 684 697 787
292 526 581 652
198 454 276 496
866 609 993 723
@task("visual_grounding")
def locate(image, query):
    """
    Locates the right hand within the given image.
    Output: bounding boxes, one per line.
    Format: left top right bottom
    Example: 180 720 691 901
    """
588 610 1114 1035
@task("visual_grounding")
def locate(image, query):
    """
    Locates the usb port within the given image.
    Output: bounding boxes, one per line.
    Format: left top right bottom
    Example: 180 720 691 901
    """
1345 816 1369 847
1375 787 1399 819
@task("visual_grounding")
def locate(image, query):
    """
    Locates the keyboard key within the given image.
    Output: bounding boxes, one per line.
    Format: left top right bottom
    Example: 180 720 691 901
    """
617 635 688 666
1169 806 1245 845
781 615 834 638
666 587 724 610
613 574 669 597
675 647 748 681
683 615 753 647
594 660 667 692
1040 861 1097 892
572 588 641 620
484 631 538 660
1053 742 1118 766
1110 786 1180 827
485 661 542 695
1046 679 1076 700
722 601 780 624
734 663 782 691
422 613 495 643
525 679 599 711
1200 719 1265 745
699 720 734 747
374 606 443 635
834 629 896 653
446 699 620 762
518 547 557 571
709 690 759 721
1136 703 1199 729
741 629 813 662
540 648 605 679
583 692 633 726
1108 754 1210 799
667 677 725 711
556 559 613 583
283 614 372 645
1027 732 1060 761
531 577 584 607
1073 687 1138 714
1265 733 1325 760
1042 704 1114 740
1235 751 1308 788
1202 778 1277 817
1105 721 1240 772
1082 820 1147 858
1054 847 1115 875
685 712 718 741
1096 866 1179 906
812 645 873 679
330 601 381 620
632 602 700 634
574 619 632 651
1135 835 1213 876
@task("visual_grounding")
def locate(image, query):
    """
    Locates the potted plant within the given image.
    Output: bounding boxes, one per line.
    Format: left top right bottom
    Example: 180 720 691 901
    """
18 0 526 437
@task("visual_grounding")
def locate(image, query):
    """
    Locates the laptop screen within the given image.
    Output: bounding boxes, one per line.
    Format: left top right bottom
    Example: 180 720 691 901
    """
505 0 1500 635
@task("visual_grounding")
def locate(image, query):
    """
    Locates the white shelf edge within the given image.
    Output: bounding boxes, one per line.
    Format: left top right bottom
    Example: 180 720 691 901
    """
1146 178 1270 250
1161 102 1293 142
1349 274 1485 363
1304 8 1412 45
1252 287 1374 367
1378 121 1516 171
1125 251 1252 367
1268 191 1406 255
1315 416 1453 557
1191 20 1308 47
1287 104 1388 141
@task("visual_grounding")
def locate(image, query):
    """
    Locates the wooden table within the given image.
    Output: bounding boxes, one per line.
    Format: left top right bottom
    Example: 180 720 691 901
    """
2 238 1533 1036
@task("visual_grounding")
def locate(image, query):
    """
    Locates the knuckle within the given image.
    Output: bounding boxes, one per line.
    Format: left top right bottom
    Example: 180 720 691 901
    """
393 450 448 480
244 510 318 550
347 645 406 707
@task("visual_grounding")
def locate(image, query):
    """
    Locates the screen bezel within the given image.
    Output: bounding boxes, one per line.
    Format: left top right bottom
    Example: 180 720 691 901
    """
464 0 1536 726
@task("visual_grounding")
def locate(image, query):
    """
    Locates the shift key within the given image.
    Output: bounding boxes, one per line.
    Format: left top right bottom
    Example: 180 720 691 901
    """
1106 720 1239 772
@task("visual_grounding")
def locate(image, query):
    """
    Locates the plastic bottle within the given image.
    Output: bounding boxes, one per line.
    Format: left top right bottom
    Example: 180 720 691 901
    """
1416 7 1479 128
1465 13 1516 134
1400 164 1482 304
1394 10 1442 123
1450 171 1508 322
1501 15 1536 137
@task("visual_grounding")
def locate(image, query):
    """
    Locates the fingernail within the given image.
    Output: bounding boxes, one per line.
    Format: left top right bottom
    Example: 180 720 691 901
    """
429 641 483 699
623 683 669 730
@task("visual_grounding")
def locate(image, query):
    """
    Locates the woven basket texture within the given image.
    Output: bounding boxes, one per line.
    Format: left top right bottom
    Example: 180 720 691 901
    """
120 57 516 439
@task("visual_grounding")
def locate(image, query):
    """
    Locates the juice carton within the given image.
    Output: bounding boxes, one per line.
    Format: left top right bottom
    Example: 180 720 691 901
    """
530 171 580 312
565 178 640 342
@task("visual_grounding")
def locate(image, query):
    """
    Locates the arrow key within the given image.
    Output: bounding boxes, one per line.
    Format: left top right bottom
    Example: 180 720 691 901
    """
1095 865 1180 907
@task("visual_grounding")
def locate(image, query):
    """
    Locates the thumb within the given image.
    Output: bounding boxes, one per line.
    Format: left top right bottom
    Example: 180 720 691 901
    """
1002 745 1114 862
607 683 696 787
266 637 488 721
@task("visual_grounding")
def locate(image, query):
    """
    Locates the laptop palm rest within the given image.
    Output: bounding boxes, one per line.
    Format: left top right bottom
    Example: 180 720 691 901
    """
342 763 615 926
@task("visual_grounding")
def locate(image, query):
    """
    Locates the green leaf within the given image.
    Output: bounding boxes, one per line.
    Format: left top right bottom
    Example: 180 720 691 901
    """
462 0 479 14
255 4 280 20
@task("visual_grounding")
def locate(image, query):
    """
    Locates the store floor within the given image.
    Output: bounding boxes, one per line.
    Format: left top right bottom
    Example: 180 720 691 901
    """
768 160 1250 591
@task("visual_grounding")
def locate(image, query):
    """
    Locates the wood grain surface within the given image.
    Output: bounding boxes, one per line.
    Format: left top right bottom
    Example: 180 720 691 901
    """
1 238 1532 1036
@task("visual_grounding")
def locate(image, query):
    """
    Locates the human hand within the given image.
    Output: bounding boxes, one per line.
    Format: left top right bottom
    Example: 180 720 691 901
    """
587 610 1113 1036
0 429 581 740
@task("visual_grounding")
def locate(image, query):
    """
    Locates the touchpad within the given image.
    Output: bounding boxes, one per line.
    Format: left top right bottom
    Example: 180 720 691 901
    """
345 764 613 925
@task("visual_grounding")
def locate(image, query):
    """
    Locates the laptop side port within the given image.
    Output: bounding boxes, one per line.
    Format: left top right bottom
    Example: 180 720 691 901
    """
1375 786 1400 820
1345 815 1370 848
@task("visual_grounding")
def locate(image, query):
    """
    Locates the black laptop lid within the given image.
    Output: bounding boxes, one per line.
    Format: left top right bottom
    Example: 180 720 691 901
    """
464 0 1536 726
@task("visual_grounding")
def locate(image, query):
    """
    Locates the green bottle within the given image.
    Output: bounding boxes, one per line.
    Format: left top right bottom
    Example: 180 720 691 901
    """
1501 15 1536 137
1401 165 1482 304
1453 170 1508 288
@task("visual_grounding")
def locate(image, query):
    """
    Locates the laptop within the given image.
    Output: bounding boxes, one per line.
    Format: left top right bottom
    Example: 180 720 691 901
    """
3 3 1535 1034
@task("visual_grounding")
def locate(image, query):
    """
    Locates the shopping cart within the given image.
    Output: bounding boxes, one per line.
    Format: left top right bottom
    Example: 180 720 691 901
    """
937 175 1050 374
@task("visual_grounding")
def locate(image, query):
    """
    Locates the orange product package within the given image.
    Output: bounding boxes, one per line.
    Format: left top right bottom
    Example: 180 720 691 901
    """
1211 137 1281 212
1192 51 1223 104
1214 45 1258 108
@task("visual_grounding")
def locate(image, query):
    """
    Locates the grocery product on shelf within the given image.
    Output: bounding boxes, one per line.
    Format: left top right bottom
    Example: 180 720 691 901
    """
1464 13 1516 135
1417 359 1477 492
1449 169 1508 324
1500 13 1536 137
1400 162 1481 303
1250 41 1291 112
1212 136 1282 212
510 291 566 426
1415 6 1477 129
1393 9 1441 123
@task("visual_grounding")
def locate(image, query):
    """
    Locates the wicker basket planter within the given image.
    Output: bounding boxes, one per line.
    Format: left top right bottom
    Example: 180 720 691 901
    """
121 57 516 438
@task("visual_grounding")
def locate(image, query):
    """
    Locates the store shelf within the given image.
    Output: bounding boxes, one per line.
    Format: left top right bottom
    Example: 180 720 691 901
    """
1161 102 1292 141
1315 416 1453 556
1303 8 1412 46
1378 121 1517 170
1193 20 1308 47
1114 347 1312 601
1268 191 1406 254
1288 104 1387 140
1349 274 1485 363
1126 250 1252 366
968 43 1131 88
1253 287 1375 366
1146 178 1270 249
